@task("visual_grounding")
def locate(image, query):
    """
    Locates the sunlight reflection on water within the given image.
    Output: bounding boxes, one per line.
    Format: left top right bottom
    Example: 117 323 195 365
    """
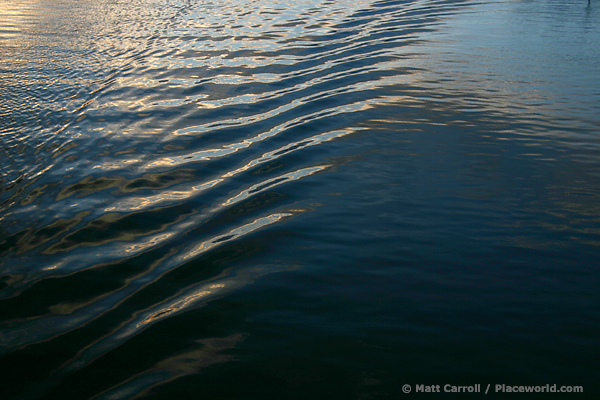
1 0 599 399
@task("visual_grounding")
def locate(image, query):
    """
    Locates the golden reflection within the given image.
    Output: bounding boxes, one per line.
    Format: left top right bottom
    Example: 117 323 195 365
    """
222 165 328 207
168 85 375 139
56 176 125 200
0 1 29 37
105 178 221 212
49 300 92 315
120 125 348 218
132 261 297 332
54 263 296 387
179 212 292 263
138 283 226 327
11 211 90 255
153 333 244 371
90 159 141 172
53 201 196 251
122 231 177 254
97 334 245 400
20 181 60 206
223 129 352 177
148 125 351 172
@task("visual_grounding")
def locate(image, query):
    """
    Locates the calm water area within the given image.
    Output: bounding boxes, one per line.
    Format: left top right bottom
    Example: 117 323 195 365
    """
1 0 599 399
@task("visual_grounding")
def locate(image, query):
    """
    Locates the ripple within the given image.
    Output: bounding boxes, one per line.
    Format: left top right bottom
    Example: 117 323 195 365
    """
2 0 599 398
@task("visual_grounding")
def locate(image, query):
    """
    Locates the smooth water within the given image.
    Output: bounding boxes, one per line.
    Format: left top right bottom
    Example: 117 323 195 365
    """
1 0 599 398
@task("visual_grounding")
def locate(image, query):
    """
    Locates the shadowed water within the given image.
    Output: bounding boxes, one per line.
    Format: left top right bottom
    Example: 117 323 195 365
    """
1 0 599 399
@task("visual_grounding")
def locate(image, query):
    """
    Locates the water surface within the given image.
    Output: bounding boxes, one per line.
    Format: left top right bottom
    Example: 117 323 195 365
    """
1 0 599 399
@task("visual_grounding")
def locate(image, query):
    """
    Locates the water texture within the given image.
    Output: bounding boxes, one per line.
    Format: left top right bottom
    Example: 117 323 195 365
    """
1 0 599 398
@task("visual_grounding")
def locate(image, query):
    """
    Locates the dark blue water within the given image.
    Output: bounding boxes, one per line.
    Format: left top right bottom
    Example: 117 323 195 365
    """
1 0 599 398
